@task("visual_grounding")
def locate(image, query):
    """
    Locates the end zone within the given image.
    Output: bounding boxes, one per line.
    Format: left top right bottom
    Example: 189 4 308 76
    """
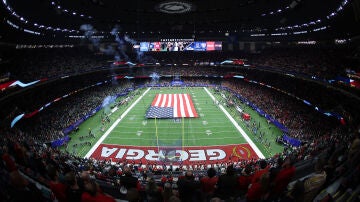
90 143 258 165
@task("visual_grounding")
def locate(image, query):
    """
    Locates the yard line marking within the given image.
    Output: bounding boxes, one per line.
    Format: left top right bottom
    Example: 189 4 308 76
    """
84 87 151 158
203 87 265 159
107 137 245 140
110 130 237 134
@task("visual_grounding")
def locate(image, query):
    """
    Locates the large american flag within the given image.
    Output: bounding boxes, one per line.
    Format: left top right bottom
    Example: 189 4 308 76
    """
146 94 198 118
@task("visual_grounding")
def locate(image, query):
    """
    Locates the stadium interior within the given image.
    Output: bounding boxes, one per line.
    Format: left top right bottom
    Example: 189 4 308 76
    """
1 0 360 201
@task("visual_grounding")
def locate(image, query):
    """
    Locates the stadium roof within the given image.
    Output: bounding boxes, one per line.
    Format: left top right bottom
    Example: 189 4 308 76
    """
1 0 359 42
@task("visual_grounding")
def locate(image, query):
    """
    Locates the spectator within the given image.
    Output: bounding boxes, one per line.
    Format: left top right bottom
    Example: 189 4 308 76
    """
177 171 201 202
162 182 175 202
214 164 239 200
303 158 327 201
47 164 68 202
200 167 218 201
237 164 253 194
270 156 296 198
246 172 270 202
81 179 115 202
280 180 305 202
78 171 91 192
119 166 141 199
252 160 269 184
64 171 83 202
7 170 45 202
145 177 163 202
125 188 141 202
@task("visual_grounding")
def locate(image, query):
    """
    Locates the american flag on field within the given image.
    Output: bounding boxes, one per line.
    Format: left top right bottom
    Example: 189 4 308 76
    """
146 94 198 118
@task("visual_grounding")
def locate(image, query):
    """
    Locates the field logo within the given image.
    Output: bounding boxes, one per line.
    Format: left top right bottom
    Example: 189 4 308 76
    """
232 145 251 159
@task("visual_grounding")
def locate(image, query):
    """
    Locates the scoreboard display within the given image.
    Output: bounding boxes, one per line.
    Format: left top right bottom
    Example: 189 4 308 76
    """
138 41 222 52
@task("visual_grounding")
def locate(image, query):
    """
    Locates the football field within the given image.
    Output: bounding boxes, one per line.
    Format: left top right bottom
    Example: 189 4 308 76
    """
62 87 283 164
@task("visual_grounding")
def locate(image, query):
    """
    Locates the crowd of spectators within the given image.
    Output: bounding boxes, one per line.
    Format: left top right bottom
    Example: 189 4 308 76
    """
0 76 359 201
222 80 337 142
144 66 220 77
1 123 359 202
0 45 360 201
247 46 358 79
140 46 359 80
142 51 239 66
0 47 110 82
15 81 132 143
2 45 357 84
221 80 357 163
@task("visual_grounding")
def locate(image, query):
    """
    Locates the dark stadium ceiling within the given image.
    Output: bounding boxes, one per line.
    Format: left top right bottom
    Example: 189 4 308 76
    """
1 0 359 42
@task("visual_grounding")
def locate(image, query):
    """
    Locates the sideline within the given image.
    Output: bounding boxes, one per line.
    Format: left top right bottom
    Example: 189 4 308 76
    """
203 87 265 159
84 88 152 158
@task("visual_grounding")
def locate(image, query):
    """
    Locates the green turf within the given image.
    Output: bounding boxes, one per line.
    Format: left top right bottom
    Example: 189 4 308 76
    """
61 87 284 158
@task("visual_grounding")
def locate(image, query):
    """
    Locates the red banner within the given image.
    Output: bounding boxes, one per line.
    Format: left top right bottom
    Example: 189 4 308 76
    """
90 144 259 165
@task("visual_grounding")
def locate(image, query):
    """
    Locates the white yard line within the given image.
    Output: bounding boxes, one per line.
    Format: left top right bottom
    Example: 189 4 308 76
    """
203 87 265 159
107 137 247 140
84 88 151 158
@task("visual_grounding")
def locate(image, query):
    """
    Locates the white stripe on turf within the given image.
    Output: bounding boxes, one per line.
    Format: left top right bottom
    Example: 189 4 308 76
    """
203 87 265 159
84 88 152 158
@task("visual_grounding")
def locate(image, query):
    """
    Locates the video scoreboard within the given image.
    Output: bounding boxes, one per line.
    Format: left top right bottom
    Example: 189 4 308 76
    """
135 39 222 52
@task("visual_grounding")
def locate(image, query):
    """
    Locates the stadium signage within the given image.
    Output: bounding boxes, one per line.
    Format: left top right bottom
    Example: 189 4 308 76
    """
90 144 258 164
